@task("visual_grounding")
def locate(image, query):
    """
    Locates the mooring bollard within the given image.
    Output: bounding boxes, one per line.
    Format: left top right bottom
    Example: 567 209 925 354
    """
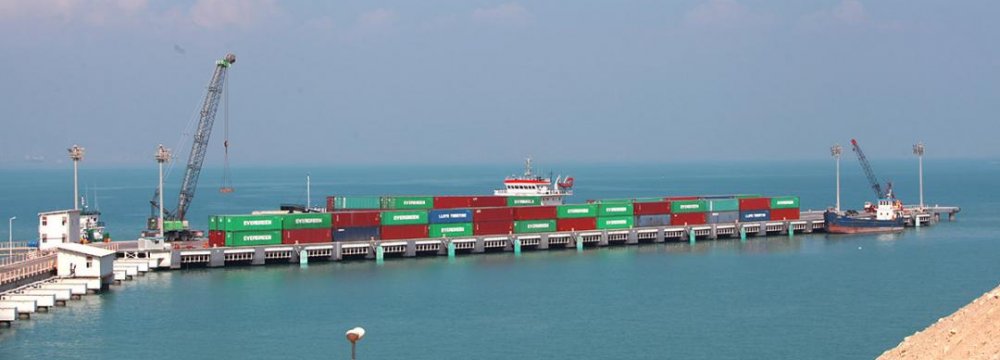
514 238 521 256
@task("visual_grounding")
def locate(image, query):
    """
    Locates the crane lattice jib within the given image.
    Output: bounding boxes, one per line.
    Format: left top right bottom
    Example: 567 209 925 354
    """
850 138 884 199
175 54 235 221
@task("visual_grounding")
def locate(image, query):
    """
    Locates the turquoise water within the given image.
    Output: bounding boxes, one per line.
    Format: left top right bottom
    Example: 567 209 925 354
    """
0 160 998 358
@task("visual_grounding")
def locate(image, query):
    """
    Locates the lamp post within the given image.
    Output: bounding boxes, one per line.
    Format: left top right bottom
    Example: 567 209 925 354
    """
68 145 85 210
155 145 172 238
8 216 15 257
345 327 366 360
831 144 842 213
913 142 924 209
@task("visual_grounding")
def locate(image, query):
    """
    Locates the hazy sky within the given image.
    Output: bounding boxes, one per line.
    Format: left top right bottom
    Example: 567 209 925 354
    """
1 0 997 166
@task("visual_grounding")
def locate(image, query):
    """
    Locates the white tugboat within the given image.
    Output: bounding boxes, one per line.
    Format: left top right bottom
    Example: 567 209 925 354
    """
494 158 574 206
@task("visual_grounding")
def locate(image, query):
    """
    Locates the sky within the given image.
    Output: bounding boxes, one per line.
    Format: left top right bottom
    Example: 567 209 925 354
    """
0 0 997 167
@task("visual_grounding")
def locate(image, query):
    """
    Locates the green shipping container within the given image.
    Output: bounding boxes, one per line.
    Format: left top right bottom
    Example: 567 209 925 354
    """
597 216 634 230
220 215 283 231
333 196 382 210
671 200 708 213
381 210 429 225
281 213 332 229
770 196 800 209
594 198 633 204
708 199 739 212
514 220 557 233
382 196 434 209
429 223 473 238
598 203 634 217
209 216 219 231
225 230 282 247
557 204 599 218
507 196 542 207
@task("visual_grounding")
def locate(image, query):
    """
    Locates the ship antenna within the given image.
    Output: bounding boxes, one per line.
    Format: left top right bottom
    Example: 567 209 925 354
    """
525 156 533 177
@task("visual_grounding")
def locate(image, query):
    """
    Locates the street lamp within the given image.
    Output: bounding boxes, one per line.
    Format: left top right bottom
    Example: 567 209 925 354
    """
831 144 843 213
68 145 85 210
8 216 15 257
155 145 172 238
345 327 366 360
913 142 925 209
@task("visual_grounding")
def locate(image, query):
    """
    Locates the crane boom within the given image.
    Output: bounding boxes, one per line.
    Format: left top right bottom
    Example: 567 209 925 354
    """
849 138 885 199
149 53 236 234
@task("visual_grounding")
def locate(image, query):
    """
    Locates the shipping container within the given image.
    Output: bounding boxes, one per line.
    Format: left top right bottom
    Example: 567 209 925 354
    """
225 230 282 247
700 195 736 200
282 228 332 244
380 210 429 226
208 216 219 231
734 194 763 199
380 224 428 240
428 209 474 224
471 196 508 208
770 196 800 209
635 214 671 227
220 215 283 232
664 196 699 201
671 200 708 213
738 197 771 211
597 216 634 230
332 226 380 242
326 196 335 212
507 196 542 207
429 223 473 238
514 206 557 220
671 212 707 225
557 204 599 219
381 196 434 210
556 217 596 231
208 230 225 247
473 207 515 222
706 211 739 224
514 220 557 233
591 198 633 204
433 196 474 209
332 211 381 228
473 221 514 235
739 210 771 222
770 208 800 220
707 199 739 212
634 201 671 215
281 213 332 230
331 196 382 210
634 197 665 203
598 203 634 217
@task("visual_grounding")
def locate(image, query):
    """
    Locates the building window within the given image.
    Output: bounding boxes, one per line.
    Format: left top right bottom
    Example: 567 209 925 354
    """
86 256 93 268
62 217 67 225
42 217 47 226
62 234 67 242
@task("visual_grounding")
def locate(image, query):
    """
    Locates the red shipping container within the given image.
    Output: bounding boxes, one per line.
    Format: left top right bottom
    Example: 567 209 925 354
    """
474 221 514 235
471 196 508 208
474 207 514 222
208 230 225 248
514 206 557 220
664 196 699 201
380 225 428 240
634 201 671 215
557 218 596 231
769 208 800 220
738 197 771 211
434 196 474 209
333 211 381 228
326 196 335 212
283 228 332 244
671 212 707 225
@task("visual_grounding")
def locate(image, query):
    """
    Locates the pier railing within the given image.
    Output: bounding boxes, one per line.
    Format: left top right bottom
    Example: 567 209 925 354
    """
0 252 56 287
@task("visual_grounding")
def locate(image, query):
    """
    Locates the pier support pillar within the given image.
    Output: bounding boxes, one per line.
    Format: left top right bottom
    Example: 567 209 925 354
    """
598 232 609 247
576 235 584 252
710 225 718 240
375 245 384 264
739 226 747 243
447 241 455 259
688 229 696 244
915 216 921 228
538 234 549 250
627 231 638 245
473 238 485 253
299 250 308 265
209 250 224 268
655 228 665 243
252 248 266 266
514 238 521 256
787 223 794 238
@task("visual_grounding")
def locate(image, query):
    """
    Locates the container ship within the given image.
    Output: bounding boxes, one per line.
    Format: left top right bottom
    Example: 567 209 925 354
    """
205 160 802 248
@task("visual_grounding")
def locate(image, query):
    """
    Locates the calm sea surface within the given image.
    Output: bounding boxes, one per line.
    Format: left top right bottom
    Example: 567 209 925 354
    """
0 160 997 359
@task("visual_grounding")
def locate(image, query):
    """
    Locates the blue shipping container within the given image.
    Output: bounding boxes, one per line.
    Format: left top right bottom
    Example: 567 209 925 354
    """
739 210 771 222
707 211 739 224
427 209 473 224
333 226 380 242
635 214 671 227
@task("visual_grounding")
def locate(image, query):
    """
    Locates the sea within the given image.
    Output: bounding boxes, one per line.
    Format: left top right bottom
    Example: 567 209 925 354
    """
0 159 997 359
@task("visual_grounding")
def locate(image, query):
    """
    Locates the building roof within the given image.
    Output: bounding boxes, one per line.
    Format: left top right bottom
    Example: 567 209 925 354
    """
38 209 81 216
56 243 115 257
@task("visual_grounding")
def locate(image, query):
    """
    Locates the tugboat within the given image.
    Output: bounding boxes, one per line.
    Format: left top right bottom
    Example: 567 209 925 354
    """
494 158 574 206
825 194 905 234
